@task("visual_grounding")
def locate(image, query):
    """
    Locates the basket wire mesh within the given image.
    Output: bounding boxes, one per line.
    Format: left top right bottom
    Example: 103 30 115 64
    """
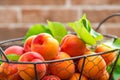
0 13 120 80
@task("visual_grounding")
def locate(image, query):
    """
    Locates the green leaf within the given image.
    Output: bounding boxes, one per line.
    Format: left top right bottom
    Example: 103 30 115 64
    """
107 65 111 73
7 54 20 61
80 14 91 32
90 29 103 41
23 24 51 42
113 72 120 80
113 58 120 80
68 14 103 45
113 38 120 49
68 21 96 45
47 21 67 43
81 14 103 41
117 57 120 66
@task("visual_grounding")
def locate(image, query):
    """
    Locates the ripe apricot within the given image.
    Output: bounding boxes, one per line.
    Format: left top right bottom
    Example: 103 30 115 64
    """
4 45 24 56
95 44 116 65
78 51 106 80
60 34 88 57
31 33 59 60
95 70 109 80
24 35 36 52
0 63 22 80
8 73 23 80
69 73 88 80
42 75 61 80
18 52 46 80
48 52 75 79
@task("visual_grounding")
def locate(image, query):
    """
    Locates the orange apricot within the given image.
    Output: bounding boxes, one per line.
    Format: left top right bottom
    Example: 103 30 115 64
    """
95 44 116 65
42 75 61 80
78 51 106 80
48 52 75 79
69 73 88 80
0 63 22 80
4 45 24 56
95 70 109 80
18 52 46 80
24 35 36 52
31 33 59 60
60 34 88 57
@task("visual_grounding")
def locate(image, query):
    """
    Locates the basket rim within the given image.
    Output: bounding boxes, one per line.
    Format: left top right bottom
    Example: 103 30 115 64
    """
0 34 119 64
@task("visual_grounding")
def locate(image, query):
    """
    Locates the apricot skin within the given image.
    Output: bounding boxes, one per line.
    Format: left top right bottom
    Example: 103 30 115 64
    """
31 33 59 60
48 52 75 79
60 34 88 57
95 44 116 65
42 75 61 80
24 35 36 52
0 63 22 80
18 51 46 80
4 45 24 56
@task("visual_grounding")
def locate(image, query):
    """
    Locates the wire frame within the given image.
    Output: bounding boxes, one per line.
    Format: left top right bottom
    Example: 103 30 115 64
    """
0 13 120 80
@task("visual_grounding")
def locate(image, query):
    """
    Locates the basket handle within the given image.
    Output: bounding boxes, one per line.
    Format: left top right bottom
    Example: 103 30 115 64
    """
95 13 120 31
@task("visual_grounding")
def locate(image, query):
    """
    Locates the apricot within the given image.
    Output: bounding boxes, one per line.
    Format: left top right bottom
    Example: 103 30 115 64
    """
8 73 23 80
48 52 75 79
18 51 46 80
42 75 61 80
4 45 24 56
31 33 59 60
95 70 109 80
60 34 88 57
78 51 106 80
69 73 88 80
24 35 36 52
95 44 116 65
0 63 22 80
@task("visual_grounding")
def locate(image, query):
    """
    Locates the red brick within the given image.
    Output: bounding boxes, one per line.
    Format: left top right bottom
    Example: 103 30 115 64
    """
22 9 78 23
106 24 120 37
71 0 109 5
0 0 65 5
0 9 18 23
83 10 120 23
109 0 120 4
0 26 28 41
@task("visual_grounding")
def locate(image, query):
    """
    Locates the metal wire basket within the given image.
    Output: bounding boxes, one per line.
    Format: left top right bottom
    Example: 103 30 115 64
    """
0 13 120 80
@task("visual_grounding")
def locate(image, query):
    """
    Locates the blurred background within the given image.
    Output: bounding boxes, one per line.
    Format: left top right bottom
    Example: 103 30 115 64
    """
0 0 120 41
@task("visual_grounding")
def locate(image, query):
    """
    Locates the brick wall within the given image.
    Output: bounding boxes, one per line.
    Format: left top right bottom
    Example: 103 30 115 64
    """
0 0 120 41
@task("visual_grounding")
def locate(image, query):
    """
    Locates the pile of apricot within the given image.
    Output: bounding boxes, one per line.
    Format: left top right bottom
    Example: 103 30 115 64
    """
0 33 116 80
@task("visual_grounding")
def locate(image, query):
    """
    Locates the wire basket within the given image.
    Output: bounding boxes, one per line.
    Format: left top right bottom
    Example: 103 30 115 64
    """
0 13 120 80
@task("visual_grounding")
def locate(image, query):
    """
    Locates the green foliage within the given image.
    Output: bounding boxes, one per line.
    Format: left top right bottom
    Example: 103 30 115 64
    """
23 22 67 43
68 14 103 45
47 21 67 43
7 54 20 61
113 38 120 49
113 57 120 80
23 24 51 42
